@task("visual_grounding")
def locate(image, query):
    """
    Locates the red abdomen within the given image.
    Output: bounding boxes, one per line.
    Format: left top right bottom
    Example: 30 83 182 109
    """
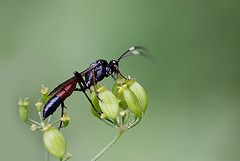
56 80 77 100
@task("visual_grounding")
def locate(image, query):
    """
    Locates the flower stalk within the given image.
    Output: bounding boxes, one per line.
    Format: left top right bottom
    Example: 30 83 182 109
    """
91 132 123 161
89 75 148 160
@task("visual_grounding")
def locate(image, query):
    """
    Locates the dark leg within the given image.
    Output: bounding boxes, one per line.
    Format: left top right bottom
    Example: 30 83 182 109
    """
73 71 86 89
113 65 134 81
111 74 116 81
73 71 101 115
92 69 102 101
58 102 65 130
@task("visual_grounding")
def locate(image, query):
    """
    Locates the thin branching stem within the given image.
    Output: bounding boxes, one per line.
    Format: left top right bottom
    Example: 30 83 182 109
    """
123 112 130 124
50 119 61 125
27 118 42 126
99 118 116 128
91 132 123 161
38 111 43 122
128 117 141 129
47 115 52 124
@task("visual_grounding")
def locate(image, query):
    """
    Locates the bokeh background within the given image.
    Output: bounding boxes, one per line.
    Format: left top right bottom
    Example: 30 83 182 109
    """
1 1 240 161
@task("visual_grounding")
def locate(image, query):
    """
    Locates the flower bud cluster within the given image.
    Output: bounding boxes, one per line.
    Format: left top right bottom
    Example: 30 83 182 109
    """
18 85 71 160
113 76 148 117
90 86 119 120
90 75 148 131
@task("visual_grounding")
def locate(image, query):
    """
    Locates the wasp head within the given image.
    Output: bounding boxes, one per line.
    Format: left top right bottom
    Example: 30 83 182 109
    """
107 60 119 77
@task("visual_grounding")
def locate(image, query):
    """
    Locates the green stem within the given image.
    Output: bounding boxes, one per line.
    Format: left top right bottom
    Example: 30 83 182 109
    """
91 132 123 161
38 111 43 122
27 118 42 126
105 117 116 125
123 112 130 124
50 119 61 125
99 118 116 128
47 115 52 124
128 117 141 129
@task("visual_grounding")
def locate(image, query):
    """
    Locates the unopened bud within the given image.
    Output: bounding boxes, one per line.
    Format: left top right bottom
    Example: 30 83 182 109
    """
122 88 143 117
61 113 71 127
43 126 66 159
112 83 128 109
124 110 130 115
66 153 73 160
41 84 50 104
90 89 102 118
98 88 119 119
119 111 125 117
128 81 148 113
35 100 42 112
31 124 37 131
18 97 29 106
18 98 29 122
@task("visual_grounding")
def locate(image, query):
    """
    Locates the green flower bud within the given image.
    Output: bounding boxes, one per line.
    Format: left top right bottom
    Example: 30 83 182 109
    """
41 84 50 104
43 126 66 159
98 87 119 120
119 111 125 117
90 89 102 118
18 97 29 106
31 124 37 131
35 100 42 112
112 82 128 109
18 98 29 122
128 81 148 113
124 110 130 115
122 88 143 117
66 153 73 160
60 113 71 127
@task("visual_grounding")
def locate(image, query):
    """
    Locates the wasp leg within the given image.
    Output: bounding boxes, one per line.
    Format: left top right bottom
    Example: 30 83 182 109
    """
91 69 102 101
113 65 134 81
58 102 65 130
73 71 102 115
111 73 116 81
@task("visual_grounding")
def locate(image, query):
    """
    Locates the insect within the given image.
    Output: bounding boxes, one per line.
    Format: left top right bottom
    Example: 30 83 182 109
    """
42 46 148 129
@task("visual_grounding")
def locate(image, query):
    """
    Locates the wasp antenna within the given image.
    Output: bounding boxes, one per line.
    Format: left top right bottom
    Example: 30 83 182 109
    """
117 46 145 61
129 46 135 51
117 46 158 68
117 46 148 62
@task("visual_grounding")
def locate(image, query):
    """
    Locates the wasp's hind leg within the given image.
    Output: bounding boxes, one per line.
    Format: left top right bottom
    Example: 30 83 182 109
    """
58 102 65 130
73 71 102 116
91 69 102 101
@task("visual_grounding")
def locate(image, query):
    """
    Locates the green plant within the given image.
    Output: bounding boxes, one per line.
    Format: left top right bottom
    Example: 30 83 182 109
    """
18 76 148 161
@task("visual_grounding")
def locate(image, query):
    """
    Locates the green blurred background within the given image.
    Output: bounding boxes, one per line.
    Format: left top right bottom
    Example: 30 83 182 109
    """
1 1 240 161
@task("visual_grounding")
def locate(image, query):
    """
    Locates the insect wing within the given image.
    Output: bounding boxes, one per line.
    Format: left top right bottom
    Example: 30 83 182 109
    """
49 61 102 97
48 77 76 97
80 61 101 76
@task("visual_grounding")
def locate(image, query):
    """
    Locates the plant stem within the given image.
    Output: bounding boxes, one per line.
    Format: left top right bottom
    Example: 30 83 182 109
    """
99 118 116 128
128 117 141 129
38 111 43 122
50 119 61 125
27 118 42 126
91 132 123 161
47 115 52 124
